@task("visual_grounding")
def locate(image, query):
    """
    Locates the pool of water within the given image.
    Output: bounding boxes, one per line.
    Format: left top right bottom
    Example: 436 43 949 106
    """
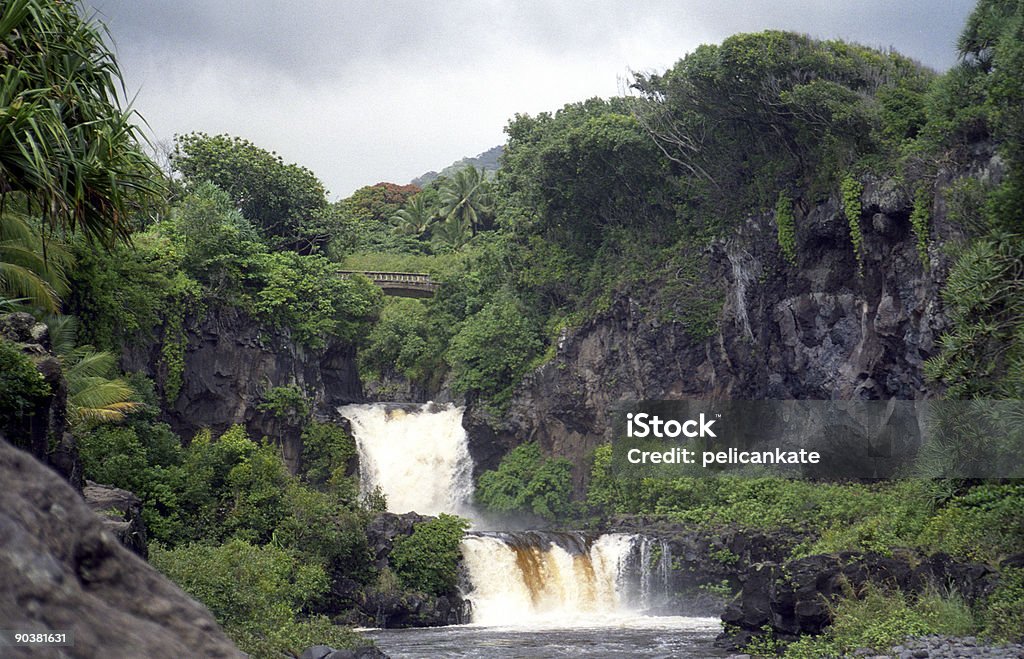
364 615 727 658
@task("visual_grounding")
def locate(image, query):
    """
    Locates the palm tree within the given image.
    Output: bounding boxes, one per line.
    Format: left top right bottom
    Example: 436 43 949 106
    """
432 214 472 250
46 315 140 424
0 208 71 311
392 193 436 237
440 166 493 236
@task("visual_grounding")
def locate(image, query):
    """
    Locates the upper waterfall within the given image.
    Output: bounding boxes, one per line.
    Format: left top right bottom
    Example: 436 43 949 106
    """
338 402 475 517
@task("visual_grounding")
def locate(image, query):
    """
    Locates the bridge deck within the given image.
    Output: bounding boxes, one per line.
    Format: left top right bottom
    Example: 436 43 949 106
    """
338 271 439 298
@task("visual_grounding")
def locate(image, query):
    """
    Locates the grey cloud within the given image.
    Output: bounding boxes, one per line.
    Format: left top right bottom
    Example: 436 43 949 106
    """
83 1 976 197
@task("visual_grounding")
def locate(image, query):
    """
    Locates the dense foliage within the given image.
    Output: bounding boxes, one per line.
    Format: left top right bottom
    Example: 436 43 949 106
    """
172 133 339 253
151 539 367 657
389 514 471 596
0 339 50 441
476 442 574 521
1 0 1022 655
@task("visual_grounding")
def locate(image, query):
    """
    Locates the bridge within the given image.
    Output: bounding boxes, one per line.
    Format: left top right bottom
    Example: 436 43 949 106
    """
338 271 439 298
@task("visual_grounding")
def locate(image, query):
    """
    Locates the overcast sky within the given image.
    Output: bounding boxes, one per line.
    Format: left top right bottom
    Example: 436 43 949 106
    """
85 1 975 199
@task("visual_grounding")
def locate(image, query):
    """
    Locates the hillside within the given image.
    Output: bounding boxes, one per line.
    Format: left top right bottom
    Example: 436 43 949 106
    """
410 145 503 187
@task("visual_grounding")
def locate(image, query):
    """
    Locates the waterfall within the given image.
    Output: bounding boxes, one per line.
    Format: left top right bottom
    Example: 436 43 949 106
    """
460 531 672 626
339 402 677 626
338 402 475 517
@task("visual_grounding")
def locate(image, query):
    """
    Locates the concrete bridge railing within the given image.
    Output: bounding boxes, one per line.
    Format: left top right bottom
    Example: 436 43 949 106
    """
337 271 439 298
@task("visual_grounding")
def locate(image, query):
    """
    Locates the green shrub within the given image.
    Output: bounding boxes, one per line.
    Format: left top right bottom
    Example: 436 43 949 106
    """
389 514 470 596
223 441 290 544
299 422 357 495
476 442 574 521
244 252 382 348
75 421 188 545
358 297 446 387
257 384 311 421
446 293 543 407
982 568 1024 643
916 483 1024 564
910 184 932 266
275 483 374 586
785 584 977 658
150 539 366 658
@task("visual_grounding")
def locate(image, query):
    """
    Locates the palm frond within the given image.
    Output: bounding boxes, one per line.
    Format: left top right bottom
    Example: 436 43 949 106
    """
44 314 79 356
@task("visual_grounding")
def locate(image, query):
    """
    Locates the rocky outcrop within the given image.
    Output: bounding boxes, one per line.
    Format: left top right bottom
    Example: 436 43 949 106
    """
0 312 81 489
83 481 148 559
121 305 363 471
300 644 388 659
609 518 802 615
365 512 429 569
718 551 998 649
472 149 1003 486
0 438 241 658
338 512 468 629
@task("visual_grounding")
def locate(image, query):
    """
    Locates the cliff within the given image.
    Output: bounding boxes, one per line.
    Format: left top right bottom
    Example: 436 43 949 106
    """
122 305 363 470
468 147 1002 485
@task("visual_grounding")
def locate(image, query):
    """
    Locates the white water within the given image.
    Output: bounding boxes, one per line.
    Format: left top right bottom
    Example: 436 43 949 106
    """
460 532 672 626
339 401 687 631
338 402 475 517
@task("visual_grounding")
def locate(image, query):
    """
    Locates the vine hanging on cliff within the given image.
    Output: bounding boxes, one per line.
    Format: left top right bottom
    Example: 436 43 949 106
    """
911 184 933 268
841 175 864 274
159 276 201 404
775 192 797 266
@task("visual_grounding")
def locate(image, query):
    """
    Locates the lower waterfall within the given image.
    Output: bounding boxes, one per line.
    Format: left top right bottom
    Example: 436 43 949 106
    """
460 531 672 625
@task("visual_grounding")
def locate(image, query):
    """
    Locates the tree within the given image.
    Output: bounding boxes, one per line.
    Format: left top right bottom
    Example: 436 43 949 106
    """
171 133 330 252
476 442 574 521
166 182 265 296
500 99 672 254
445 293 543 404
0 0 162 245
389 514 470 595
431 214 471 250
339 182 421 252
392 193 436 237
46 315 139 424
631 32 931 212
440 166 493 236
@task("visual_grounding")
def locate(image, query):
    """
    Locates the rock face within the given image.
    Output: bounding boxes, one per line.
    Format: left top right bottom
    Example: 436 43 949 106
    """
83 481 148 559
469 152 1001 485
718 551 997 649
0 438 242 658
343 512 468 629
608 518 801 616
121 305 363 471
0 312 81 489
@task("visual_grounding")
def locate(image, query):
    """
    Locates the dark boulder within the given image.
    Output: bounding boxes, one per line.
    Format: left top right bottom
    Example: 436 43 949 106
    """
365 511 428 568
300 645 388 659
718 550 997 649
83 481 148 559
0 438 241 658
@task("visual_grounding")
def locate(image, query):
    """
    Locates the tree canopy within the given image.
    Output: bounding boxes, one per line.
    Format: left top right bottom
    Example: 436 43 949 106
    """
0 0 162 245
171 133 333 253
